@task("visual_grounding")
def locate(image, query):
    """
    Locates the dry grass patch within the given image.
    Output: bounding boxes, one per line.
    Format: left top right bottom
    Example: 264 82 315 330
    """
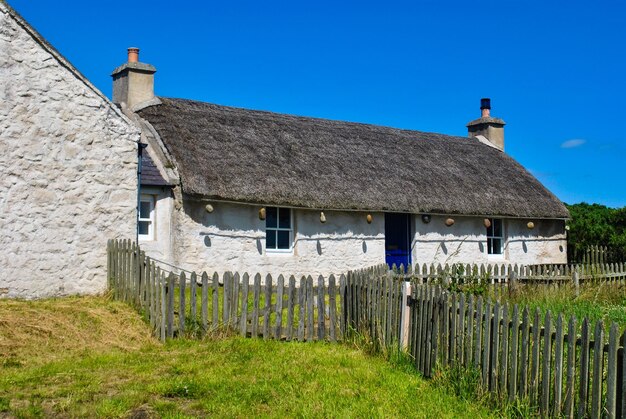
0 294 154 367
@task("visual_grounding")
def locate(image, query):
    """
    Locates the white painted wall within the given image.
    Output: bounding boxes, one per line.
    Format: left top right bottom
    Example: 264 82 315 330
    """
506 218 567 264
411 215 566 266
138 187 175 263
160 199 386 278
144 199 566 278
0 5 138 298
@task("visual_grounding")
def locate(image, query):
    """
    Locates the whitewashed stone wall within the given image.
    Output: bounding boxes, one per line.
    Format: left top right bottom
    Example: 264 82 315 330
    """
146 198 566 277
164 200 385 278
506 219 567 264
411 215 566 266
0 5 138 298
138 188 175 263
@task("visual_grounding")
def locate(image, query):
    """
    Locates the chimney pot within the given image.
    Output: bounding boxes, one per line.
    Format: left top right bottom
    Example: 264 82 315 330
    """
480 98 491 118
127 47 139 63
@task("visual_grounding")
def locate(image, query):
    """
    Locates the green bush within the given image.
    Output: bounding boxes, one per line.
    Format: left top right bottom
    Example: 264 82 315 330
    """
566 202 626 262
439 264 489 296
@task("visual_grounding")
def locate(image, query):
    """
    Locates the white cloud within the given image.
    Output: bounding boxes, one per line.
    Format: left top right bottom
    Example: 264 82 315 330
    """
561 139 586 149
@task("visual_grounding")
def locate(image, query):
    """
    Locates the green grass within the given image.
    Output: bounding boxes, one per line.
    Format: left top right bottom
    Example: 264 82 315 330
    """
0 296 494 418
418 263 626 328
487 282 626 327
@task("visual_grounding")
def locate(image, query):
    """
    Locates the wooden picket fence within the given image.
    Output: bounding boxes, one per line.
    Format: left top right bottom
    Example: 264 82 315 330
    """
343 269 404 349
108 239 626 417
411 284 626 417
570 245 626 265
107 239 389 342
347 273 626 418
391 261 626 284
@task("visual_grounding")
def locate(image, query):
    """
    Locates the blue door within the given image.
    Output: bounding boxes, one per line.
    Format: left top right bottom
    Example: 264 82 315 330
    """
385 213 412 268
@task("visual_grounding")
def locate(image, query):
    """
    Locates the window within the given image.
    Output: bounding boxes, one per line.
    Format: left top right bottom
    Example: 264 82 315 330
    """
486 218 503 255
138 195 155 240
266 207 292 251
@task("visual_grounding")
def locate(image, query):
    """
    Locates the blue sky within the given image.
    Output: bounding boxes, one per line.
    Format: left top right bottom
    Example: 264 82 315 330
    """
9 0 626 208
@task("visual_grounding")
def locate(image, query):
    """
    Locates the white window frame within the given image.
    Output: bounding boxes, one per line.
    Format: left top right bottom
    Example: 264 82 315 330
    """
265 207 294 253
138 194 155 241
486 218 504 257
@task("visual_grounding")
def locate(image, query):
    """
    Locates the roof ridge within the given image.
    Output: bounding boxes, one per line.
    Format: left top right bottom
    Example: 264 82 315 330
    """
156 96 473 143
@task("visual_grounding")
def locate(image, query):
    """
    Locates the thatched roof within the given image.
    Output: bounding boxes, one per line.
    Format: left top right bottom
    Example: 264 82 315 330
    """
137 97 569 219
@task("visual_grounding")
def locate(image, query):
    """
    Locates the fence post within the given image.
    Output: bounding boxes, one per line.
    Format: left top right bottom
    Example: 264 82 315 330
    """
400 280 412 351
572 271 580 296
508 270 518 296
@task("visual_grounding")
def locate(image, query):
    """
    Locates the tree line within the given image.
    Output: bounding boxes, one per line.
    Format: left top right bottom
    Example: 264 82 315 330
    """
566 203 626 263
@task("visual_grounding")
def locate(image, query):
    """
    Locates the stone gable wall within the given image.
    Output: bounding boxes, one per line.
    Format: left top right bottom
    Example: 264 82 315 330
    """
0 6 138 298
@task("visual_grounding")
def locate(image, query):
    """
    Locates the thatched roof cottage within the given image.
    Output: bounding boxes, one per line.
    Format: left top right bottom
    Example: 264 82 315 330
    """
113 49 568 277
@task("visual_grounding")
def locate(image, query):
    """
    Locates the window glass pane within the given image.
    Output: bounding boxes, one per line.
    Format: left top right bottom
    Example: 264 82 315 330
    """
277 230 290 249
138 221 150 235
266 230 276 249
266 207 277 228
140 201 151 219
493 219 502 237
279 208 291 229
493 239 502 254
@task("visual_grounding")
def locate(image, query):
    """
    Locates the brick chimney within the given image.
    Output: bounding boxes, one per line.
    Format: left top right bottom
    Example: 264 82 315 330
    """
466 98 506 151
111 47 156 109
